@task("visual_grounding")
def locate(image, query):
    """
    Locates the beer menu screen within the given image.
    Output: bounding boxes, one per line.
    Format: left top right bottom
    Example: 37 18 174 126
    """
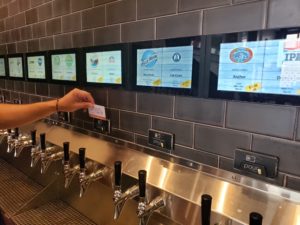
218 39 300 96
86 50 122 84
8 57 23 78
51 53 76 81
137 46 193 89
0 58 5 77
27 55 46 79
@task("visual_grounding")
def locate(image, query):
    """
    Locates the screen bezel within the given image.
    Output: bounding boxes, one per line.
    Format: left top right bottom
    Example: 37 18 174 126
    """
49 48 81 84
82 44 127 87
7 53 25 80
25 51 49 82
205 28 300 105
131 36 204 96
0 55 7 79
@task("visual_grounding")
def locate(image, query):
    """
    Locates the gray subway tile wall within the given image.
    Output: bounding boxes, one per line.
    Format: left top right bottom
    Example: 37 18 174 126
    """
121 19 155 43
203 1 266 35
226 101 296 139
0 0 299 193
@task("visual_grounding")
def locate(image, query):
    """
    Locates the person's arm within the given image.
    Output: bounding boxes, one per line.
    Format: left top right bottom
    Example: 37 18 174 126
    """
0 88 94 129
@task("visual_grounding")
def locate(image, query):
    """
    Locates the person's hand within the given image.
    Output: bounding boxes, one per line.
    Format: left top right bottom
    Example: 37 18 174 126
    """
58 88 95 112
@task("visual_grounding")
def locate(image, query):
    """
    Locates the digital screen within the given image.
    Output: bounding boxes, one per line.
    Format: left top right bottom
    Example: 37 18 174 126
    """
86 50 122 84
137 46 193 89
51 53 76 81
27 55 46 79
8 57 23 78
218 38 300 96
0 58 5 76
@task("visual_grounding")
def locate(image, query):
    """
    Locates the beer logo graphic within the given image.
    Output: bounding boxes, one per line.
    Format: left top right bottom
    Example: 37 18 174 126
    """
109 56 115 63
65 55 74 67
90 54 99 67
53 56 60 66
230 47 253 63
38 57 43 66
172 52 181 62
141 50 158 68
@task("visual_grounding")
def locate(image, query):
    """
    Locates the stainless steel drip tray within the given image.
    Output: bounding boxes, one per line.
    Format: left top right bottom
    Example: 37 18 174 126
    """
0 159 43 217
12 200 96 225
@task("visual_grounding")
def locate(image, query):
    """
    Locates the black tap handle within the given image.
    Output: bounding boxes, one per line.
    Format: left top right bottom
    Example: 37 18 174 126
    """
14 128 19 138
40 133 46 152
201 194 212 225
63 142 70 161
79 148 86 169
114 161 122 187
138 170 147 198
31 130 36 145
250 212 263 225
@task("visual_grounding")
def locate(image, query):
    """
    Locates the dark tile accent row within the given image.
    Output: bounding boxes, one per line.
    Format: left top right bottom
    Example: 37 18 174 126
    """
106 108 119 128
137 92 173 118
54 33 72 49
94 25 121 45
194 124 251 157
120 111 150 135
226 101 297 139
175 96 225 126
152 116 193 147
72 30 93 48
137 0 177 19
108 89 136 111
156 12 202 39
179 0 231 12
111 128 134 142
252 135 300 176
106 0 136 25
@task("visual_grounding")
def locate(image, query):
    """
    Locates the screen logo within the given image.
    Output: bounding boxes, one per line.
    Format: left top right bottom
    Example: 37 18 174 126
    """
230 47 253 63
172 52 181 62
38 57 43 66
65 55 74 67
89 54 99 68
141 50 158 68
53 56 60 66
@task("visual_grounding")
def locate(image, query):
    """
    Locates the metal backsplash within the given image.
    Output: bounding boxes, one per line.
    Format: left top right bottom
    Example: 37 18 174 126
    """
2 120 300 225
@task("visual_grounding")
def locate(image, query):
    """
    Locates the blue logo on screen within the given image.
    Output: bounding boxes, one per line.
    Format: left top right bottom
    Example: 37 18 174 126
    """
38 57 43 66
172 52 181 62
141 50 158 68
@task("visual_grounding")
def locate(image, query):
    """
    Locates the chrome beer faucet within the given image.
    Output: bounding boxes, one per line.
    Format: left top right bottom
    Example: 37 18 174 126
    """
113 161 139 220
31 133 57 168
137 170 165 225
40 142 63 174
7 128 17 153
78 148 106 198
63 142 80 188
14 130 36 158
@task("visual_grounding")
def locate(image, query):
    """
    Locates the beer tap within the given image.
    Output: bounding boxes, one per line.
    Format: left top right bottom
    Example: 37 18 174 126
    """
63 142 80 188
79 148 106 198
14 130 35 158
201 194 212 225
137 170 165 225
250 212 263 225
7 128 17 153
30 133 57 168
113 161 139 220
40 141 63 174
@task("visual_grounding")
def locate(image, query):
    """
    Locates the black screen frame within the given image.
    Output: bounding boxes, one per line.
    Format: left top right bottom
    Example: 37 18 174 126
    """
49 48 81 85
25 51 50 82
7 53 25 80
204 28 300 105
0 55 7 79
82 43 127 88
130 36 204 96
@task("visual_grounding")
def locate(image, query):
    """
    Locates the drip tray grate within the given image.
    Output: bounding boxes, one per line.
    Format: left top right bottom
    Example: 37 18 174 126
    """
12 200 97 225
0 159 43 216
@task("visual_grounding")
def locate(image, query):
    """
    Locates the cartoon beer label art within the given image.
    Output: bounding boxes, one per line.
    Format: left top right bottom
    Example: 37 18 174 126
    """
218 38 300 96
51 54 76 81
86 51 122 84
27 56 46 79
9 57 23 78
137 46 193 89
